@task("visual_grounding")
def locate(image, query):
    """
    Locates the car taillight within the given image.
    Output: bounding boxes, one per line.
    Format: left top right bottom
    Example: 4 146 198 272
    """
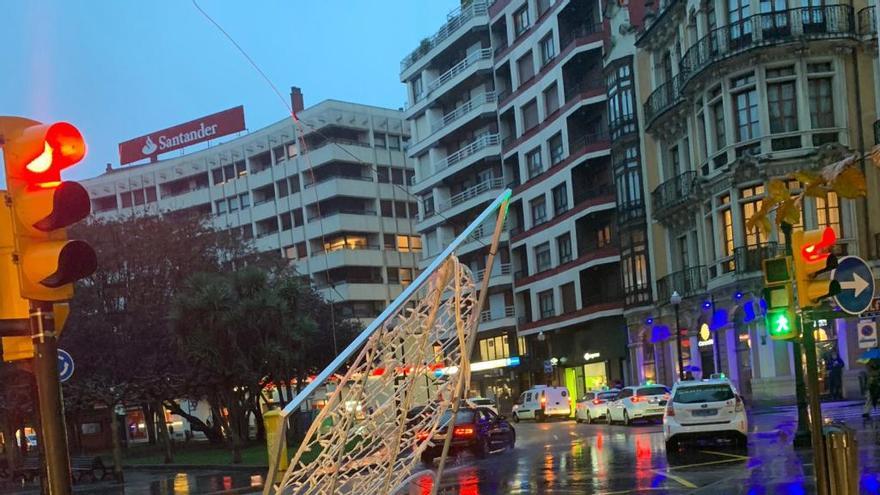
416 431 429 442
541 396 547 407
666 403 675 416
593 398 603 405
453 425 475 439
735 395 744 412
631 396 643 403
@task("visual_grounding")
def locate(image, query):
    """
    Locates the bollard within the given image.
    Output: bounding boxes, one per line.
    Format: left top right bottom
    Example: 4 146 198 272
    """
823 423 858 495
263 409 289 474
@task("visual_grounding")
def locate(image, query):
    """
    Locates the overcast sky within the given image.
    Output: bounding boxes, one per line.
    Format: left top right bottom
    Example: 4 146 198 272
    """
0 0 459 183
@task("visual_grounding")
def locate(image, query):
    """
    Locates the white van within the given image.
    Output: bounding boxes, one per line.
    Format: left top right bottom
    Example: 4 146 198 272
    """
511 386 571 422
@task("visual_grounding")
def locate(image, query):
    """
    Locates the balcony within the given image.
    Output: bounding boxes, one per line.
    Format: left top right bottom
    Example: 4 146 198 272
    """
480 306 516 323
568 128 610 154
431 133 500 175
559 23 603 52
858 6 876 36
644 72 685 129
400 1 489 73
474 263 512 283
733 242 785 275
677 5 856 93
412 48 494 106
624 283 652 308
433 92 497 133
651 171 699 225
563 73 605 103
638 0 684 44
438 177 505 213
656 266 708 304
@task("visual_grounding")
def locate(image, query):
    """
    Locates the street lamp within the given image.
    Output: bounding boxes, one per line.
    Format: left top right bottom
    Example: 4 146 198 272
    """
670 291 684 381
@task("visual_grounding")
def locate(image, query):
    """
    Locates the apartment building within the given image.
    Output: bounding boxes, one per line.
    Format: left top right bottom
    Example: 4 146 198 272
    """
400 0 521 405
620 0 880 404
83 94 420 322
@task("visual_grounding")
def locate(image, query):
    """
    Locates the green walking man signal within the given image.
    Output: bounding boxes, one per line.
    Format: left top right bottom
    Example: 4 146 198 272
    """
762 256 797 340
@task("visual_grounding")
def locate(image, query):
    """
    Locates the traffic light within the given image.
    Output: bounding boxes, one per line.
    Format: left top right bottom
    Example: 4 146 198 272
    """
762 256 798 340
0 118 97 301
792 227 840 309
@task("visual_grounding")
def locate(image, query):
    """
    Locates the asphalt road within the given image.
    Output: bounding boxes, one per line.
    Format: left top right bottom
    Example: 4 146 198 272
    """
406 404 880 495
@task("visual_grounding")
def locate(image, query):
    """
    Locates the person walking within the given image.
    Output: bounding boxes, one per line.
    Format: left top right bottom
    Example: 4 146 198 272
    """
827 350 845 401
863 359 880 418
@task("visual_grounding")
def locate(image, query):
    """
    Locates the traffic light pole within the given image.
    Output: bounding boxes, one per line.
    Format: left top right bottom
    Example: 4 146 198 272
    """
30 301 72 495
799 311 830 495
782 222 811 447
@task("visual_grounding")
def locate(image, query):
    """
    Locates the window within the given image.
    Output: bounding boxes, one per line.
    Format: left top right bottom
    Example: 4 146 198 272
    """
538 290 555 318
557 234 572 264
388 135 400 150
216 199 227 214
479 335 510 361
397 235 422 252
537 0 553 16
381 200 394 217
423 196 435 217
514 6 530 36
277 179 290 197
377 166 389 183
228 196 239 212
517 52 535 85
239 193 250 209
620 229 649 300
527 147 543 178
728 0 752 43
732 74 760 141
766 66 798 134
816 192 842 237
544 83 560 116
561 282 576 313
374 133 386 148
740 185 767 246
719 194 734 267
391 168 404 185
540 33 555 66
808 77 834 129
535 242 552 272
399 268 413 287
712 99 726 151
518 336 528 356
607 64 636 138
552 183 568 215
412 76 423 100
522 99 539 131
530 196 547 225
596 224 612 248
667 145 680 178
212 168 224 185
549 133 564 164
234 160 247 177
280 213 292 231
614 146 643 210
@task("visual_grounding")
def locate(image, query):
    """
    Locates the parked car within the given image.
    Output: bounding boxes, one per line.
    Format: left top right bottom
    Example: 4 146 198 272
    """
575 389 619 423
417 407 515 465
466 397 498 414
663 379 747 451
512 386 571 422
606 384 670 425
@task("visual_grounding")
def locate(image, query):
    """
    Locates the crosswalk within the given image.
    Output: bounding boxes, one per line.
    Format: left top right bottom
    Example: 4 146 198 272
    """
759 401 880 427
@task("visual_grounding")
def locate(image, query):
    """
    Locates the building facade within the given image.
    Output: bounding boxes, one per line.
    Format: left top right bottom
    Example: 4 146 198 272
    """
618 0 880 404
82 95 420 322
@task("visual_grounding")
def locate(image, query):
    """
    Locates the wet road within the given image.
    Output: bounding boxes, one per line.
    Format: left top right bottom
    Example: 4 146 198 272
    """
408 404 880 495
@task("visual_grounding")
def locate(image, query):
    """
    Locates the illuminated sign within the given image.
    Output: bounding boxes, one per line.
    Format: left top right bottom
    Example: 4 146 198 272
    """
583 352 601 361
698 323 714 347
435 356 521 376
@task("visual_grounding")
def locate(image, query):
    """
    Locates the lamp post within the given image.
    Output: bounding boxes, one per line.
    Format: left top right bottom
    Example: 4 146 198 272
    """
537 331 552 385
671 291 684 381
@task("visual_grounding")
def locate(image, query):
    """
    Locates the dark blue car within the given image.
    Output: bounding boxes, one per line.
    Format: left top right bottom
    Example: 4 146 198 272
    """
418 406 515 465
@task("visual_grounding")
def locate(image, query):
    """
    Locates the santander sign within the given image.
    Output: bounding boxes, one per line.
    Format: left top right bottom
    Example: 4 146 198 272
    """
118 106 245 165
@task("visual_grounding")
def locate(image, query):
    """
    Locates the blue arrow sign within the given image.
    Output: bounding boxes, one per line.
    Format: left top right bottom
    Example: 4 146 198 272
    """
831 256 876 315
57 349 74 383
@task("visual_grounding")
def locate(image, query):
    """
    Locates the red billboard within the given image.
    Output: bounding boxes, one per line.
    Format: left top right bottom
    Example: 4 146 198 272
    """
118 106 245 165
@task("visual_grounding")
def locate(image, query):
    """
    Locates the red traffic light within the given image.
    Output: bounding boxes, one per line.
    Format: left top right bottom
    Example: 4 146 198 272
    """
800 227 836 263
7 122 86 185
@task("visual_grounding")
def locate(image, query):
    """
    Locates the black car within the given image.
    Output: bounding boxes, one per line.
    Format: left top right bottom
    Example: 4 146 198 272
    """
417 406 515 465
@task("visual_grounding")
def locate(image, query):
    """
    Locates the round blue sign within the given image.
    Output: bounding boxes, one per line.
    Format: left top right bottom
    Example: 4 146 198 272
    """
57 349 75 383
831 256 876 315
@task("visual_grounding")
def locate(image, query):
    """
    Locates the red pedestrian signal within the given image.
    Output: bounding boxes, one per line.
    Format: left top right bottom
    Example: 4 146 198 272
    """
792 227 840 309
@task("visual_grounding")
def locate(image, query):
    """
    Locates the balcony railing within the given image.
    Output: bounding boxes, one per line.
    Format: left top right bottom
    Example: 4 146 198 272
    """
307 209 377 222
400 0 489 72
609 114 637 140
644 72 686 126
304 174 373 189
564 73 605 102
858 6 876 36
480 305 516 323
311 244 382 256
439 177 505 213
733 242 785 275
559 23 603 51
437 92 497 131
433 133 500 173
309 137 371 152
617 200 646 225
651 171 699 220
656 266 708 303
678 5 855 92
568 128 610 152
475 263 512 282
624 283 652 308
414 48 494 105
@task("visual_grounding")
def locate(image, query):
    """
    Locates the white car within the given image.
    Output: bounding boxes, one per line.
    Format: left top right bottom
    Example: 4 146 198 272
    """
466 397 498 414
512 386 571 422
663 379 747 451
575 389 619 423
606 384 670 425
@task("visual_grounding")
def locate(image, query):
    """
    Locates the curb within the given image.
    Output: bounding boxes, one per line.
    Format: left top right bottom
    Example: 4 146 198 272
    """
123 464 267 472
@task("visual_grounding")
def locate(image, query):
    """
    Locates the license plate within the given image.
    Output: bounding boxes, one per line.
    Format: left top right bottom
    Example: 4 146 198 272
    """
692 408 718 416
650 408 665 414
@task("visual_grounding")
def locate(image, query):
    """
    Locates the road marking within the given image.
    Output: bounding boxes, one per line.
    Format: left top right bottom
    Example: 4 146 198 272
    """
666 457 745 471
553 434 559 440
651 469 697 489
699 450 750 460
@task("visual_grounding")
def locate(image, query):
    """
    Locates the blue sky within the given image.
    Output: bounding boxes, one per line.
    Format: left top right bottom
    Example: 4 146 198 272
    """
0 0 459 183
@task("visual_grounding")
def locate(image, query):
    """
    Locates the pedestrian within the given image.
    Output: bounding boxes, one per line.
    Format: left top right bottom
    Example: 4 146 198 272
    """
827 350 845 401
863 359 880 418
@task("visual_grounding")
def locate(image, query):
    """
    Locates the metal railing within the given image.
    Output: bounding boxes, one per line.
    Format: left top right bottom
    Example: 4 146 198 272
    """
651 171 698 217
569 128 610 152
439 177 505 213
416 92 498 144
624 283 652 308
400 1 489 72
564 73 605 101
573 183 615 205
644 72 686 126
858 6 876 35
311 244 382 255
559 23 603 51
656 266 708 303
475 263 512 282
303 174 373 189
309 136 372 151
609 114 637 140
414 48 493 105
433 133 500 173
733 242 785 275
307 209 377 222
617 200 646 225
479 305 516 323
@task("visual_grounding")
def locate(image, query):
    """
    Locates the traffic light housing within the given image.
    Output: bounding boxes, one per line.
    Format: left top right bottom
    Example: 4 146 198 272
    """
762 256 798 340
792 227 840 309
0 118 97 301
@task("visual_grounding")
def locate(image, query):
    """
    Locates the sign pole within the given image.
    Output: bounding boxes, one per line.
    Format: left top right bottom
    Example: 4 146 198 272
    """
799 311 830 495
782 223 812 446
30 300 72 495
